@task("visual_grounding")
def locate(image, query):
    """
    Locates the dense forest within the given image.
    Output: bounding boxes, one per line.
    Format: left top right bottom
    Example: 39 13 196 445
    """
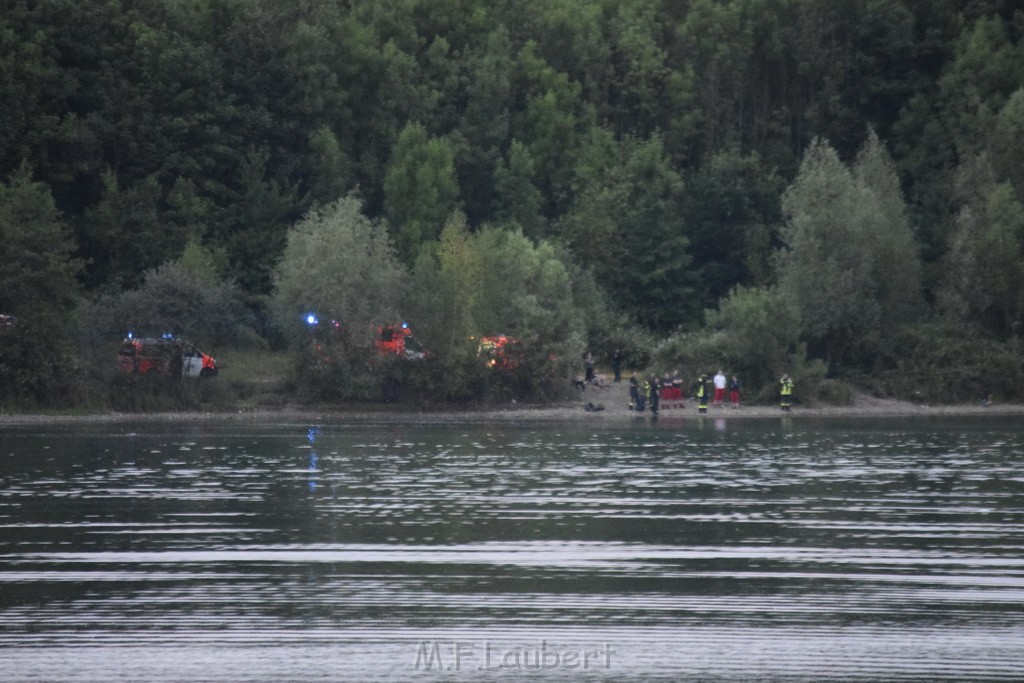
2 0 1024 408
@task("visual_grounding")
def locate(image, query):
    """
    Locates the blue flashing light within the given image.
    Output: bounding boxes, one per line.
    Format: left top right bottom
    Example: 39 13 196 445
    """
305 313 319 326
401 321 409 329
127 332 134 339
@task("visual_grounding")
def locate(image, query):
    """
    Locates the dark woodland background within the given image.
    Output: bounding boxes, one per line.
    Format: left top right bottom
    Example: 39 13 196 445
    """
3 0 1023 408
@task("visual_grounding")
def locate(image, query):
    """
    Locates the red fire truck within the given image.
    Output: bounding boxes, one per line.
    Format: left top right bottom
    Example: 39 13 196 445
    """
117 335 218 378
477 335 523 369
376 323 426 360
305 315 426 362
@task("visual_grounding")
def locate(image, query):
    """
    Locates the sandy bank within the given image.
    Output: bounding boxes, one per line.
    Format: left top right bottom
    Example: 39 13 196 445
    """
1 382 1020 427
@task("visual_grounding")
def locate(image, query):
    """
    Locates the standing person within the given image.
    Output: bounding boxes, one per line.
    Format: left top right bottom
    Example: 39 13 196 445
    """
779 373 794 411
611 349 622 383
637 375 648 412
729 375 741 409
696 373 710 413
713 369 727 407
669 369 685 409
584 352 595 384
628 375 640 411
648 375 660 415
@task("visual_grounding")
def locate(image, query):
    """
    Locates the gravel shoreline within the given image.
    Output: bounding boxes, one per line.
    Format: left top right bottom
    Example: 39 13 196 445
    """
2 382 1020 426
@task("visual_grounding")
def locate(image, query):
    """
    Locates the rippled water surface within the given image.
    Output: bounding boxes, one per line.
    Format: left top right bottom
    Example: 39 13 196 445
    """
2 416 1023 681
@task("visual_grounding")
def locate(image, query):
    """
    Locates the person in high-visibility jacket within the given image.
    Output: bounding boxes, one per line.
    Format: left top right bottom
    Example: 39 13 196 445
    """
696 374 710 413
779 373 794 411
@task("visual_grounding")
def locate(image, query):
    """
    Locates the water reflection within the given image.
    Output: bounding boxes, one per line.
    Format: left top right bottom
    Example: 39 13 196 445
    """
307 427 319 492
1 417 1023 681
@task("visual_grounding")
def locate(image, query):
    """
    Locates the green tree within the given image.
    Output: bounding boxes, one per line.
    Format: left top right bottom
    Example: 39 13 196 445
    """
469 227 584 351
456 27 514 225
307 125 354 205
801 0 919 157
80 172 181 290
77 259 254 353
176 238 222 288
937 16 1023 156
989 88 1024 196
407 214 482 363
940 156 1024 336
413 217 584 354
778 136 923 367
273 193 408 399
684 149 784 309
556 127 621 278
512 42 593 217
703 285 803 391
779 139 875 365
560 133 694 331
491 140 544 238
673 0 751 156
654 283 825 404
852 130 925 325
895 14 1024 267
603 1 669 138
407 216 585 401
519 0 607 96
213 149 301 295
0 165 82 405
274 193 407 341
164 177 212 247
975 183 1024 334
383 123 460 264
0 2 70 182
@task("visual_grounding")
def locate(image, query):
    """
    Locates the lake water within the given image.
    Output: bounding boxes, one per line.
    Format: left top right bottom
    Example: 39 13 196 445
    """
1 415 1023 681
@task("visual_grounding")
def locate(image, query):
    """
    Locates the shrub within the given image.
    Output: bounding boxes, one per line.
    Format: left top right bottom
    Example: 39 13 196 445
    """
653 285 813 402
884 321 1024 402
406 219 586 403
75 260 259 395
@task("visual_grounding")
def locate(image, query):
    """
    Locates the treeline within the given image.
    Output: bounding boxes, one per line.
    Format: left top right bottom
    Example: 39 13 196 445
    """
2 0 1024 407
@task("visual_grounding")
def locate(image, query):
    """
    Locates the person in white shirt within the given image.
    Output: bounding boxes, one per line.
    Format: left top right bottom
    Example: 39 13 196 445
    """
713 369 727 407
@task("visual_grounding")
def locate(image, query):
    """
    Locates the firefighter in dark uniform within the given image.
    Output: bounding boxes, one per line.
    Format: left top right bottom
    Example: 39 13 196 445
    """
635 375 647 412
648 375 660 415
696 373 709 413
628 374 640 410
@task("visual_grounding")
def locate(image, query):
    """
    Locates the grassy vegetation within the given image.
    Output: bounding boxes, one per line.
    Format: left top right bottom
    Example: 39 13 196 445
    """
63 347 298 414
202 348 296 410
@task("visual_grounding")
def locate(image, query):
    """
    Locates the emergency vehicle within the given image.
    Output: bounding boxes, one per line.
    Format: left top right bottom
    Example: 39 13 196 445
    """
476 335 523 369
305 315 426 361
376 323 427 360
117 335 218 378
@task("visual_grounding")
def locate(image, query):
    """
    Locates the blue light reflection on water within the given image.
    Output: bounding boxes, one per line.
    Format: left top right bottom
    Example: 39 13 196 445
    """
1 416 1023 681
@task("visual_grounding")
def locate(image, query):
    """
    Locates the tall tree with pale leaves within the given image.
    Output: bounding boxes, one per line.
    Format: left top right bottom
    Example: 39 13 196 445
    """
778 135 924 366
273 193 407 348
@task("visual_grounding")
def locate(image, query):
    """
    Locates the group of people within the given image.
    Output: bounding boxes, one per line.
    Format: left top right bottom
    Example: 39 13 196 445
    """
584 350 796 413
696 369 743 412
626 369 795 414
